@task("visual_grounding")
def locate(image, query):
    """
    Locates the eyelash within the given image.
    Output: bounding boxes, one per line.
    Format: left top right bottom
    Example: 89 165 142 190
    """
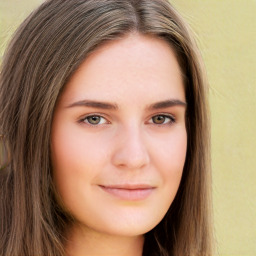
78 113 176 126
78 114 109 126
148 114 176 125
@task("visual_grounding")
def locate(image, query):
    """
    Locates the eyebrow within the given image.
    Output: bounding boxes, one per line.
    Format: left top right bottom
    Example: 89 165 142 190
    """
147 99 187 110
67 100 118 110
66 99 187 110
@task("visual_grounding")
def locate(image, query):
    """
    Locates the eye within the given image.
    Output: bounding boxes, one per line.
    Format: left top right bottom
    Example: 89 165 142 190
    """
150 114 175 125
81 115 108 125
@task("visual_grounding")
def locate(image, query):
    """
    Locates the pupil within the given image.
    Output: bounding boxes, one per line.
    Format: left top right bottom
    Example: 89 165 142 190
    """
89 116 100 124
153 115 165 124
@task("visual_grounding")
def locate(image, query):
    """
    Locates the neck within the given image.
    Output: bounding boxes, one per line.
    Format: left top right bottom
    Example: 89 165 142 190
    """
65 224 144 256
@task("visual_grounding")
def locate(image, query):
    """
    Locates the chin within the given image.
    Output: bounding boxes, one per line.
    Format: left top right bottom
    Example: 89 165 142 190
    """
85 212 164 237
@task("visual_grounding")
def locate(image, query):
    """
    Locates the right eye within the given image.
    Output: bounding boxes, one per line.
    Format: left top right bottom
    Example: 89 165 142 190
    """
80 115 108 125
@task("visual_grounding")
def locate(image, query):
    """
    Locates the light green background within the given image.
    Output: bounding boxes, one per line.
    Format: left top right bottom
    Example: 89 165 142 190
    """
0 1 255 255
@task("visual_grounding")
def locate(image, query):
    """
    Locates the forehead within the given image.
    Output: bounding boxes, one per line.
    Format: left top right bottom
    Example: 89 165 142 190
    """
59 33 185 106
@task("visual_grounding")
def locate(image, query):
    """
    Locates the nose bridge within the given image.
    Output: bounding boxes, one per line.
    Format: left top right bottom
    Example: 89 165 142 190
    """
111 123 150 169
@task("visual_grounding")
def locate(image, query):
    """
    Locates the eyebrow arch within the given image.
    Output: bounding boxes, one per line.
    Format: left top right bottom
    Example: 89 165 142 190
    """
66 100 118 110
66 99 186 110
147 99 187 110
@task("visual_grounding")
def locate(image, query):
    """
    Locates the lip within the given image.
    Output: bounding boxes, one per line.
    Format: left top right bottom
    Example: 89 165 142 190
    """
99 184 155 201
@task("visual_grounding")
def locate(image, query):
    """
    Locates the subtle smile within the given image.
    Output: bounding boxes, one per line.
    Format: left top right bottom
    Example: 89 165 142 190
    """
99 184 155 201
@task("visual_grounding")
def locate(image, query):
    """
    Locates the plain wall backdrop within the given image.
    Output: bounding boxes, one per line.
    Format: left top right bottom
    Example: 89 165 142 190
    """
171 2 256 255
0 0 255 255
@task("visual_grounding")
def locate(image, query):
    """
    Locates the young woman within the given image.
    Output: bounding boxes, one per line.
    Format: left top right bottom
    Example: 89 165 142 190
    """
0 0 213 255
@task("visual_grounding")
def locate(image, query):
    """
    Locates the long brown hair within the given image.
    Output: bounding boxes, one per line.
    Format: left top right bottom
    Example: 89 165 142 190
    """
0 0 213 255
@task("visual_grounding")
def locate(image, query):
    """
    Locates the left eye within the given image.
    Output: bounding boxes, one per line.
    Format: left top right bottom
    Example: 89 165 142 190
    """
150 115 175 125
82 115 108 125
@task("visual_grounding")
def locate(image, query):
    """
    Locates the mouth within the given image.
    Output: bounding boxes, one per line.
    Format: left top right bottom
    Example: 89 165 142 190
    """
98 184 155 201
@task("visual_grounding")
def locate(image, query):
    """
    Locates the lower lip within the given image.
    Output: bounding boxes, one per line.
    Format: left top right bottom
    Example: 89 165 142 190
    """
99 186 154 201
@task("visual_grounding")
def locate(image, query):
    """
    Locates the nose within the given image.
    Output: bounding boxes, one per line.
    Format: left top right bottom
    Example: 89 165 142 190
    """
111 126 150 170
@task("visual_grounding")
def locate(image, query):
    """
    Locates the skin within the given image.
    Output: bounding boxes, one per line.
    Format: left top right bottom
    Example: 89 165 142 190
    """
51 33 187 256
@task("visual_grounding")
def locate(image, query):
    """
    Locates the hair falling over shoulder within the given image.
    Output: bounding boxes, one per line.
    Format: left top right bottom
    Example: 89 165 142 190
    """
0 0 214 255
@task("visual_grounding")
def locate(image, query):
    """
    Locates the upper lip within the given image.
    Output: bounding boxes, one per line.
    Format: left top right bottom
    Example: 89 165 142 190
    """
99 184 155 190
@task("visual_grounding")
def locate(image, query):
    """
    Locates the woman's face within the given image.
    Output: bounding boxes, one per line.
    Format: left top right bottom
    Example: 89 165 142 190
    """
51 33 187 237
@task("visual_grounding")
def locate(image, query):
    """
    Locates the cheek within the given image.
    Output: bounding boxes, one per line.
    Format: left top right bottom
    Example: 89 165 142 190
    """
152 128 187 195
50 123 111 204
51 124 86 200
153 128 187 172
51 121 108 171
